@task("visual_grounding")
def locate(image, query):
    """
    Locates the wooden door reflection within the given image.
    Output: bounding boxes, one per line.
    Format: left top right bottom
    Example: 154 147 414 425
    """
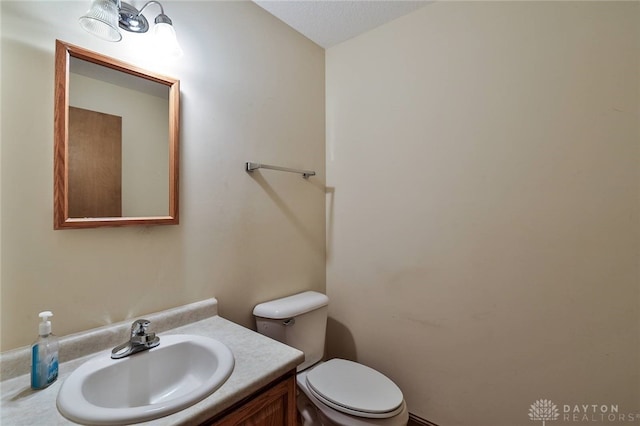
68 106 122 218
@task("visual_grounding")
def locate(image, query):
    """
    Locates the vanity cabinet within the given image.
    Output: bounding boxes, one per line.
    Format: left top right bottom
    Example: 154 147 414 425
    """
204 371 297 426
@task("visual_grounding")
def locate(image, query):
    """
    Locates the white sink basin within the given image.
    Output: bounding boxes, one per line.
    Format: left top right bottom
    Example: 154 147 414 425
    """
57 334 235 425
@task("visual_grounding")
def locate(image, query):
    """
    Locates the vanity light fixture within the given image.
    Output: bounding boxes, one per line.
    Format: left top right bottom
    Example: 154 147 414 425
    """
79 0 183 56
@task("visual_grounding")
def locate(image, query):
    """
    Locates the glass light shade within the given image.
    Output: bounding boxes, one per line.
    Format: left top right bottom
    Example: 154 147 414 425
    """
153 22 183 57
79 0 122 42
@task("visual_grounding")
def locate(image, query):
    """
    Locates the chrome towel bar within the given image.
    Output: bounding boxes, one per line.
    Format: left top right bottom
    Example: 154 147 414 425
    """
245 162 315 179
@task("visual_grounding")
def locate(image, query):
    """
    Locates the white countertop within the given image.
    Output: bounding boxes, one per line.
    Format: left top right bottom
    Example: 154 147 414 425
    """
0 299 304 425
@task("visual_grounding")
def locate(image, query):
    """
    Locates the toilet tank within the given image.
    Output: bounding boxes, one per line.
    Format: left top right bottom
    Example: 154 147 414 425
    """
253 291 329 372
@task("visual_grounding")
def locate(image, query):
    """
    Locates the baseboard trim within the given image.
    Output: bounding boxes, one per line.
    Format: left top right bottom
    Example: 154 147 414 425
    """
408 413 440 426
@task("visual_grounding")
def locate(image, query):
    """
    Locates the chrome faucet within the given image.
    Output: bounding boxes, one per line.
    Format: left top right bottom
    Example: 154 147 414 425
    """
111 319 160 359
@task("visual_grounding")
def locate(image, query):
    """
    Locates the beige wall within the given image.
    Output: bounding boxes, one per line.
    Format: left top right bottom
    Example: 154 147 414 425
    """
0 1 325 351
326 2 639 425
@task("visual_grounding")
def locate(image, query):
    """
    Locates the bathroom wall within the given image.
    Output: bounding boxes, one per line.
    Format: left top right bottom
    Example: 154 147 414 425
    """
326 2 639 425
0 1 325 351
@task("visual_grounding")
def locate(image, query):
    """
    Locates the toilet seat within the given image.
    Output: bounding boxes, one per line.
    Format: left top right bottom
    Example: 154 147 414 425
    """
305 359 404 419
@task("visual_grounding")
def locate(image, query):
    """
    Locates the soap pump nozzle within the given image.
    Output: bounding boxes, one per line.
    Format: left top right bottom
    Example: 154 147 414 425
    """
38 311 53 336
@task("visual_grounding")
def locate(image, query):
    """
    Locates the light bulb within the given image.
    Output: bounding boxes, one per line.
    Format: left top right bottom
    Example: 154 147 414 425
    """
154 20 183 57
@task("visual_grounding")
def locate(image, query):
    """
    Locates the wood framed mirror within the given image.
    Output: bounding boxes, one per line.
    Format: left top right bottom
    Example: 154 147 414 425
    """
54 40 179 229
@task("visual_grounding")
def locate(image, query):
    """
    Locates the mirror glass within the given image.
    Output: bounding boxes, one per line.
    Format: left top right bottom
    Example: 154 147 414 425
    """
54 40 179 229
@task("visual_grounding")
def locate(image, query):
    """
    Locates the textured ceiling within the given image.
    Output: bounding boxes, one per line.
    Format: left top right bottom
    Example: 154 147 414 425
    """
253 1 431 48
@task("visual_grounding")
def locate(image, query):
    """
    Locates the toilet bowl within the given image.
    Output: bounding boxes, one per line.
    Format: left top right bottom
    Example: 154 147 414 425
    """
253 291 408 426
297 360 409 426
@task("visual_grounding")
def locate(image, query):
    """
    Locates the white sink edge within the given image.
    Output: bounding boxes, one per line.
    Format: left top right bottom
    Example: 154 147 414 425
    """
56 334 235 425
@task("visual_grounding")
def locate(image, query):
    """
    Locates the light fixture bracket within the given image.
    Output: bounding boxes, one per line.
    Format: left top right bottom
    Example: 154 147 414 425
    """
119 1 149 33
154 13 172 26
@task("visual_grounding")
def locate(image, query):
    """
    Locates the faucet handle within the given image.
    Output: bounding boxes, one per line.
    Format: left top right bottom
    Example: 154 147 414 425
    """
130 319 151 337
111 319 160 359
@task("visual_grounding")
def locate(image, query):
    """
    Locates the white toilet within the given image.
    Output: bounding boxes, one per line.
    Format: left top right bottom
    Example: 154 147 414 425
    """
253 291 409 426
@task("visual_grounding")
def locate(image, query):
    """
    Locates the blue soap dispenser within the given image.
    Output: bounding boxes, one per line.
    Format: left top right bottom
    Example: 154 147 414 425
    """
31 311 59 389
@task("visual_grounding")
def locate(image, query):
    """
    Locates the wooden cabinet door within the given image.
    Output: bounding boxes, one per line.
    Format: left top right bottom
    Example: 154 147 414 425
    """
207 375 297 426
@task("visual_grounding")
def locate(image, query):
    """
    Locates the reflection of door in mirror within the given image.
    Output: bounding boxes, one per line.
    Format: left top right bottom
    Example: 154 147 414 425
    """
68 107 122 218
69 57 169 218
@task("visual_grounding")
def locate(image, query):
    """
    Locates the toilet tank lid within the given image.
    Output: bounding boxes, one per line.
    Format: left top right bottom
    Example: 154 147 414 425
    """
253 291 329 319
